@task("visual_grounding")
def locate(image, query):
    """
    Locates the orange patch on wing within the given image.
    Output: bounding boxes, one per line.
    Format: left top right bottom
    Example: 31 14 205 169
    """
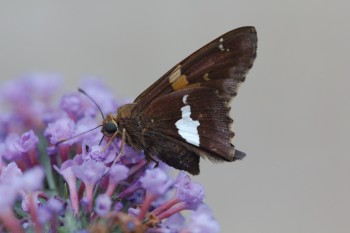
171 75 189 90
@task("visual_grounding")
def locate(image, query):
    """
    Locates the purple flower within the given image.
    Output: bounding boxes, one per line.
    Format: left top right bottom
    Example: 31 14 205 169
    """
2 133 23 161
60 93 85 120
120 144 144 165
54 160 76 182
37 205 52 224
45 117 76 145
174 171 190 188
54 159 79 214
106 164 129 197
1 79 30 104
138 168 173 221
22 73 61 100
73 160 107 212
0 113 12 141
140 168 173 196
127 159 147 177
163 213 186 232
17 130 39 153
109 164 129 184
0 183 24 233
81 139 117 164
0 163 23 217
0 162 22 184
1 130 39 164
37 197 66 232
81 143 103 160
46 196 65 214
128 207 141 217
0 76 220 232
183 204 220 233
114 202 123 212
80 78 119 115
95 194 112 216
151 172 204 221
21 191 46 212
80 197 89 213
0 184 18 213
174 172 204 210
75 116 101 142
18 166 45 192
73 160 107 185
1 74 61 131
118 181 144 203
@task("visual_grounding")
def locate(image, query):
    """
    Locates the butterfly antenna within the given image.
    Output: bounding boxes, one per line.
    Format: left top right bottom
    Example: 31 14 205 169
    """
55 124 103 146
78 88 105 119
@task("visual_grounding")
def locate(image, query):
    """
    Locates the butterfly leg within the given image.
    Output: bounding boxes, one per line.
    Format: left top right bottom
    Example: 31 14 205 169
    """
110 128 126 168
101 133 118 153
144 151 160 168
98 129 126 181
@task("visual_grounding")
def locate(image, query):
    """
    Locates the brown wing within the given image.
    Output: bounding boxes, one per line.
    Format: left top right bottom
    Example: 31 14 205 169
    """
141 87 239 165
133 26 257 113
130 26 257 174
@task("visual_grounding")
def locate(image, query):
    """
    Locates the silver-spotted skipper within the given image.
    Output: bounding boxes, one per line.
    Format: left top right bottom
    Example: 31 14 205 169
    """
99 26 257 175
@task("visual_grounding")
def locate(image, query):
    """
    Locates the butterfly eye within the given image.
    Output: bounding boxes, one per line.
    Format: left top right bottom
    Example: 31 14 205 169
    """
103 122 118 135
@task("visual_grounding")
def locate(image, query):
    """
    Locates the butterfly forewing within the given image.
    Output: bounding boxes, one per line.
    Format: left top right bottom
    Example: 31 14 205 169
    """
133 26 257 112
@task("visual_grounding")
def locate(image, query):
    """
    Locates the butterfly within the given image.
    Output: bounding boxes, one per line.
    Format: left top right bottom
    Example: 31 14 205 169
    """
100 26 257 175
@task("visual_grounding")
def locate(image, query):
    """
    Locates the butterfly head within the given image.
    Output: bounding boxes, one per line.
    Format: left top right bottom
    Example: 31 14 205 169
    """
101 113 119 137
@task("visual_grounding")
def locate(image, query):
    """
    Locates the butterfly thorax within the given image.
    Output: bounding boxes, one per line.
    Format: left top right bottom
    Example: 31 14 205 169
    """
117 103 145 150
101 104 144 151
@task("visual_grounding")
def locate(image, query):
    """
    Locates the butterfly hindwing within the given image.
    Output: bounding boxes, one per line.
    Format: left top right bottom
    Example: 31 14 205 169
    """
140 87 240 168
143 132 201 175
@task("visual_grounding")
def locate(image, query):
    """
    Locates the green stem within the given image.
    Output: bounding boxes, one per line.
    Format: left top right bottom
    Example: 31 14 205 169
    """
38 134 56 191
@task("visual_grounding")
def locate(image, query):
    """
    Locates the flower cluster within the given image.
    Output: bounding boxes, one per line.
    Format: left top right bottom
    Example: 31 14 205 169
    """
0 75 220 233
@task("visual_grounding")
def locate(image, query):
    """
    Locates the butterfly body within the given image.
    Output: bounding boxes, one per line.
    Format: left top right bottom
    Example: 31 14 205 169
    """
102 26 257 175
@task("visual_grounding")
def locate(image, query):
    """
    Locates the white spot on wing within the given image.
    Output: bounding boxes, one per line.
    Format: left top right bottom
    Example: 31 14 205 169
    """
168 65 182 83
183 95 188 105
176 106 200 146
175 94 200 146
218 37 230 52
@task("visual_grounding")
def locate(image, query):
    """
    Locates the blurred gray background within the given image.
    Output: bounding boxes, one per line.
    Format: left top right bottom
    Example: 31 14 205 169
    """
1 1 349 232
